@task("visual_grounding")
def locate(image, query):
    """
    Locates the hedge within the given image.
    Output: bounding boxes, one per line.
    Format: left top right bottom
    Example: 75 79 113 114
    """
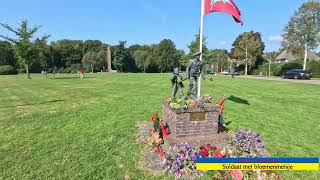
308 61 320 78
0 65 18 75
258 61 320 77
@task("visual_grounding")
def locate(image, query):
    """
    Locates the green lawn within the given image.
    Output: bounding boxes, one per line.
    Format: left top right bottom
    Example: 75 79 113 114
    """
0 73 319 179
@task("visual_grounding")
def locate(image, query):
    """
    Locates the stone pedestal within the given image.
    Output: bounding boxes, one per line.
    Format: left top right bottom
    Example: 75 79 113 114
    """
162 98 228 146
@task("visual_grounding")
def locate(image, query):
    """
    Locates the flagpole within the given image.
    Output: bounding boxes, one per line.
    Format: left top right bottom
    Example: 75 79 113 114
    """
198 0 205 98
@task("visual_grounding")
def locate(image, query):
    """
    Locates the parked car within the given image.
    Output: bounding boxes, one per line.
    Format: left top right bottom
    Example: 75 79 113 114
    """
281 69 312 79
207 71 216 75
221 70 229 75
230 70 240 76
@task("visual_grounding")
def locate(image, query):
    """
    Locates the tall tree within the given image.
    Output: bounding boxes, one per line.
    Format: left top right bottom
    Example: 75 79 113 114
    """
96 48 108 71
154 39 179 72
82 40 103 54
177 50 188 69
112 41 130 72
0 21 48 79
81 40 107 72
35 37 53 71
207 49 229 72
188 34 208 59
231 31 265 75
82 51 99 73
132 50 150 72
51 40 83 68
0 41 15 66
282 1 320 70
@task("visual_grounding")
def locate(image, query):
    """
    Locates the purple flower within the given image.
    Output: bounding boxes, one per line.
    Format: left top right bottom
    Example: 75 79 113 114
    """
232 129 266 157
160 143 203 178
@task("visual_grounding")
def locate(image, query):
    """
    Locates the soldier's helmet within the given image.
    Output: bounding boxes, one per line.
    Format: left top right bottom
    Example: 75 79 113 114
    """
193 52 201 57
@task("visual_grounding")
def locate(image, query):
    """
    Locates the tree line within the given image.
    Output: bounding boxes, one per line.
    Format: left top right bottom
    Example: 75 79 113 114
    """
0 20 278 79
1 1 320 78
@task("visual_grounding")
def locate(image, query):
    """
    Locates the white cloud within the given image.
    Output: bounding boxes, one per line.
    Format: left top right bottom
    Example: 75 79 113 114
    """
268 35 283 43
219 41 227 46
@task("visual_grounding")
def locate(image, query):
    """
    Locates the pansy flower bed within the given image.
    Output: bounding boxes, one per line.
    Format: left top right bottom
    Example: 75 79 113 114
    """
230 129 266 157
140 109 279 179
160 144 203 178
141 127 281 179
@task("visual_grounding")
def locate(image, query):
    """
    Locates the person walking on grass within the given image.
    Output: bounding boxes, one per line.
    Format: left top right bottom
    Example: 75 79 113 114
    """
53 67 56 77
80 67 84 79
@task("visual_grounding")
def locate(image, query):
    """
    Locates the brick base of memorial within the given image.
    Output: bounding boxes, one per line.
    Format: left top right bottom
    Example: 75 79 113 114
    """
162 98 229 146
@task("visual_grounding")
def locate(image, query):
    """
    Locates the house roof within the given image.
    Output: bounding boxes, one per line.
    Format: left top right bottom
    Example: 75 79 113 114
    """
276 50 320 62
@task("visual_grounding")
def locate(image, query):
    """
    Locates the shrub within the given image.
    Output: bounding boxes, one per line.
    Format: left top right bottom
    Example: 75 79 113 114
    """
57 68 64 73
19 68 26 73
0 65 18 75
258 63 303 76
239 71 245 75
47 68 53 73
308 61 320 78
250 69 261 75
70 63 81 73
272 63 283 76
277 63 302 75
57 67 71 74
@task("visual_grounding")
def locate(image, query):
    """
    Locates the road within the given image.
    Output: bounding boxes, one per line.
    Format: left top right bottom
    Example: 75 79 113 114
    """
236 75 320 85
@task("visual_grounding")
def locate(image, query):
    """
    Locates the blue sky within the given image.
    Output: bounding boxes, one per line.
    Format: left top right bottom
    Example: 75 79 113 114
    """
0 0 308 52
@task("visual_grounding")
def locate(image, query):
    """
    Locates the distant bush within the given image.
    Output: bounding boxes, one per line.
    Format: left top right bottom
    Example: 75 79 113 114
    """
57 67 72 74
285 59 320 78
19 68 26 73
258 63 302 76
0 65 18 75
271 64 283 76
308 61 320 78
275 63 302 76
250 69 260 75
70 63 81 73
47 68 53 73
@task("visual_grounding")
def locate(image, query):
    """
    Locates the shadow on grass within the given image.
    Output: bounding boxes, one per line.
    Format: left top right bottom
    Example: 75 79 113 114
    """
0 99 63 108
50 76 96 80
227 95 250 105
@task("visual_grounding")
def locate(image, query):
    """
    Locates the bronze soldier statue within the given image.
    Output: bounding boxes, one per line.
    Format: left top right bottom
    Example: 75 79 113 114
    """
186 52 205 99
171 67 185 99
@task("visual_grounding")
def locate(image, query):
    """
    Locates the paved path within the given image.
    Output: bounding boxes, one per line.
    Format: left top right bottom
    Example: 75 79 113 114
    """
236 75 320 85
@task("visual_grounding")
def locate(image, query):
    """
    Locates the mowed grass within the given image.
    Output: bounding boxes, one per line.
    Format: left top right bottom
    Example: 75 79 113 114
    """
0 73 319 179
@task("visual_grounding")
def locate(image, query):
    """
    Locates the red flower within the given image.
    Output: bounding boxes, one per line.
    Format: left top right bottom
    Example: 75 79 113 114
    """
214 151 224 158
159 119 170 136
206 144 213 149
151 113 158 122
199 146 206 151
159 151 166 157
200 149 209 157
162 128 170 136
154 149 166 157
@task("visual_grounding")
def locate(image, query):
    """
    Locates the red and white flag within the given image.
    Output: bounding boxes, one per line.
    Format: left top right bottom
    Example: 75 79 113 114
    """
204 0 243 25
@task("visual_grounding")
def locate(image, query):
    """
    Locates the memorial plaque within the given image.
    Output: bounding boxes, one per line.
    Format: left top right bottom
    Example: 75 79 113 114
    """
190 112 206 121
